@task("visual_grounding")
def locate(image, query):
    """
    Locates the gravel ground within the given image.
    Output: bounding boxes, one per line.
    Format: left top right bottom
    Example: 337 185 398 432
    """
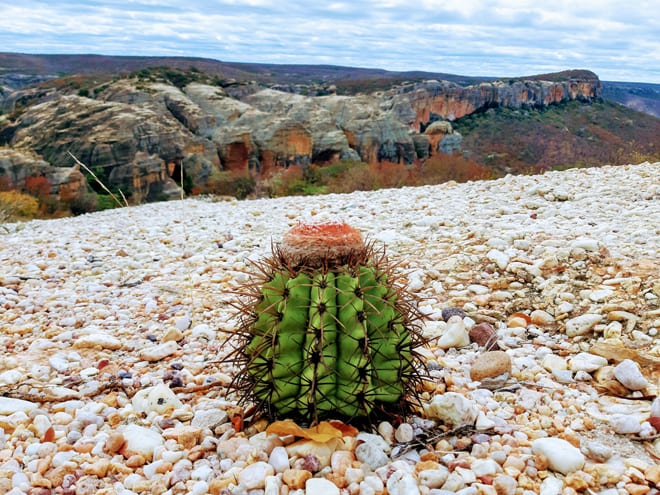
0 161 659 495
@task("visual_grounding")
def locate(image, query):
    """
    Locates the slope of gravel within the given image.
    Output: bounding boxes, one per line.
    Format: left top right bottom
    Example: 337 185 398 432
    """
0 162 658 495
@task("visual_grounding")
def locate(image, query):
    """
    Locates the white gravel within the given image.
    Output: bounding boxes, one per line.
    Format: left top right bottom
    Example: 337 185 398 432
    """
0 161 659 494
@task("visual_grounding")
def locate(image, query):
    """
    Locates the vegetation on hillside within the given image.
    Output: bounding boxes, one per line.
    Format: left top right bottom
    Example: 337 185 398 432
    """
452 100 659 175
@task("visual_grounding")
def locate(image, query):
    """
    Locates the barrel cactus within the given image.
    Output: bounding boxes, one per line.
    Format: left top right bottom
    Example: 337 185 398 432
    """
230 221 426 424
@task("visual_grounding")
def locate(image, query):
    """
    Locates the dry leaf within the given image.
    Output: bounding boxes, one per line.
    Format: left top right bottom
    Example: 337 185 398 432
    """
266 420 344 443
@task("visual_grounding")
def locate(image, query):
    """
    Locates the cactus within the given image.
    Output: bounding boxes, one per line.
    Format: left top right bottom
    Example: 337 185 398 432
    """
230 221 426 424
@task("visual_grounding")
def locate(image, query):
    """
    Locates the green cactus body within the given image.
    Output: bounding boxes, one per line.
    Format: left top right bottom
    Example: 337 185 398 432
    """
233 221 425 424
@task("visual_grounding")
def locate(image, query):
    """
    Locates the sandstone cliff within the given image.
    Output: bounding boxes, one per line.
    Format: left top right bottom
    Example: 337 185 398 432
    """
0 70 601 203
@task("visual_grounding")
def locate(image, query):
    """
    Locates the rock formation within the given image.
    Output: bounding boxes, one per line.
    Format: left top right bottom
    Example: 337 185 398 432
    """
0 70 601 202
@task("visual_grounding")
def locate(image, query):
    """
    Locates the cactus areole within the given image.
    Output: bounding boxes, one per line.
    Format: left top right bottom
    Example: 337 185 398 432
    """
232 221 426 425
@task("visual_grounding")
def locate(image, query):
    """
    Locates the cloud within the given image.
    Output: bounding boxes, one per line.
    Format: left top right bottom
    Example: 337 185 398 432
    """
2 0 659 82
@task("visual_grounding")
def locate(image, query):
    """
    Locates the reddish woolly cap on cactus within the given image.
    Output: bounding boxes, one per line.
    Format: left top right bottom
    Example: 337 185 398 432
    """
228 220 427 425
281 221 366 267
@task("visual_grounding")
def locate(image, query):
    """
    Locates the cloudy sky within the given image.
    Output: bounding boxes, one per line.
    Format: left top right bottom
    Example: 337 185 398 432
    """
2 0 659 83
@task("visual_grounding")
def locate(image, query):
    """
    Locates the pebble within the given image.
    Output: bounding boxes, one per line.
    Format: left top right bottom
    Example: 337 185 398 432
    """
395 423 414 443
469 350 511 382
74 333 123 350
564 314 602 337
191 408 228 429
387 471 421 495
120 425 164 460
306 477 340 495
468 322 499 349
424 392 478 427
531 438 585 475
569 352 608 372
610 414 642 434
437 316 470 349
139 340 179 361
355 439 390 469
613 359 649 390
238 461 274 490
0 397 37 414
539 475 564 495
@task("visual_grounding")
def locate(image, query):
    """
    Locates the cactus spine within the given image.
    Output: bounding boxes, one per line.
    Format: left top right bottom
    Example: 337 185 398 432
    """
232 221 425 424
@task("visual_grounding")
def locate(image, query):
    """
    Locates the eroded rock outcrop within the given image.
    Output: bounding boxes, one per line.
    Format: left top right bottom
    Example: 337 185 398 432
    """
0 71 602 200
388 74 601 130
0 148 86 201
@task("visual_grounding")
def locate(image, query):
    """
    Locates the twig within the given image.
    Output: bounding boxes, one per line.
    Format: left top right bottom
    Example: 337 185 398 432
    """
67 151 127 208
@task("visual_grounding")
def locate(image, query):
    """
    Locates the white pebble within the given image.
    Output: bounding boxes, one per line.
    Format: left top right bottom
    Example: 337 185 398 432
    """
306 477 340 495
564 314 602 337
394 423 414 443
190 480 208 495
238 461 274 490
613 359 649 390
191 323 215 340
418 468 449 488
0 369 23 386
423 392 478 427
121 424 164 460
139 340 179 362
610 414 642 434
531 437 585 474
471 458 500 477
539 475 563 495
268 446 290 473
569 352 607 373
437 316 470 349
386 470 420 495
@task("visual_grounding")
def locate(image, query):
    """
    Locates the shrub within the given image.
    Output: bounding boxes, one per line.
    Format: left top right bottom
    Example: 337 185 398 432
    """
0 190 39 221
69 192 99 215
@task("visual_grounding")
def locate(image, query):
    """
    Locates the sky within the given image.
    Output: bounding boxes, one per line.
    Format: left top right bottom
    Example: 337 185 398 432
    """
1 0 659 84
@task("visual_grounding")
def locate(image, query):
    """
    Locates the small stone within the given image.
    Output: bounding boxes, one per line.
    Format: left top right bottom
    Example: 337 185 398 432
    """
469 322 499 350
0 397 37 414
470 351 511 382
441 307 466 321
132 383 184 415
437 316 470 349
472 458 501 477
105 432 125 454
531 437 585 475
589 289 614 302
162 426 202 449
418 468 449 488
74 333 122 350
387 470 421 495
191 323 215 340
265 475 281 495
530 309 554 326
487 249 510 270
539 475 563 495
541 354 567 373
120 424 164 461
162 327 184 342
644 465 660 485
139 340 178 362
238 461 274 490
0 369 23 385
377 421 395 444
569 352 608 373
285 438 341 467
355 440 389 469
395 423 414 443
191 408 228 430
613 359 649 390
282 469 312 490
330 450 353 477
424 392 478 427
306 477 340 495
610 414 642 434
493 474 517 495
564 314 602 337
581 441 612 462
269 446 290 473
